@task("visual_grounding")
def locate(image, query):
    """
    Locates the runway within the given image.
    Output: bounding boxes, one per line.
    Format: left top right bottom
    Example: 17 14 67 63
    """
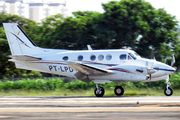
0 96 180 119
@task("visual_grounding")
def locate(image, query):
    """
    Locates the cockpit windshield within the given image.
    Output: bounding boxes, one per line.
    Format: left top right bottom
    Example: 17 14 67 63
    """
129 52 141 60
128 53 137 60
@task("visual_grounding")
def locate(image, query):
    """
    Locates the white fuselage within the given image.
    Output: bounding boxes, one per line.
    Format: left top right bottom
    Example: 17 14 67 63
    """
11 49 175 83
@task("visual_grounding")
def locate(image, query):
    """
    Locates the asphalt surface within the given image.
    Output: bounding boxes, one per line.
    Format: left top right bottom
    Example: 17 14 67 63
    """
0 96 179 120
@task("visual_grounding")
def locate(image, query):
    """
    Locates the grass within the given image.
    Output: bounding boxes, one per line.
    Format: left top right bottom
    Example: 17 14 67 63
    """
0 88 180 96
0 74 180 96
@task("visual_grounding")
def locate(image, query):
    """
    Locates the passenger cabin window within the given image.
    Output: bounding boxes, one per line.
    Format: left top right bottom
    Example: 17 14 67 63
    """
78 55 83 61
98 55 104 61
63 56 68 61
120 54 127 60
106 54 112 60
90 55 96 61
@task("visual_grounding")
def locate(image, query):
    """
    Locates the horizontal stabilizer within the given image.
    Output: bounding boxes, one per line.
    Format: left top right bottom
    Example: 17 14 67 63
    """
9 55 42 61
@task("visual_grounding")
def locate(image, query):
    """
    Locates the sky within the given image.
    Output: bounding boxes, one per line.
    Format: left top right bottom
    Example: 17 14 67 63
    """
66 0 180 24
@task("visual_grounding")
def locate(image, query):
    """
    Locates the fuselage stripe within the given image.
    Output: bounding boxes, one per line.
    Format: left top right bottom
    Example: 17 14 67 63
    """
154 68 175 72
31 61 117 67
108 68 131 73
31 62 67 65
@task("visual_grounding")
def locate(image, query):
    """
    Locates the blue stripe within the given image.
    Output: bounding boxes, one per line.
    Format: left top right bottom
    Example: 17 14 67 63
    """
10 32 31 48
154 68 174 72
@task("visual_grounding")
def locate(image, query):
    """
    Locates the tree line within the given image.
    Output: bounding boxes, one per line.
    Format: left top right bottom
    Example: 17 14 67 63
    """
0 0 179 79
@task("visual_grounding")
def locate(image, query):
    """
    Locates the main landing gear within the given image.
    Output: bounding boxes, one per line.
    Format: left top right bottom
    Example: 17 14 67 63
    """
94 84 124 97
94 84 104 97
114 86 124 96
164 75 173 96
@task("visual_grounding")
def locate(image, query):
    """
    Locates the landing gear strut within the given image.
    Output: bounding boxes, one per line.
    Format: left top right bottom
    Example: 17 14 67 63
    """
94 84 105 97
164 75 173 96
114 86 124 96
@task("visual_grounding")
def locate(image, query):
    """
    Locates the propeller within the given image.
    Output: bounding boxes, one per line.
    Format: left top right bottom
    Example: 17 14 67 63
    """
146 61 157 80
170 54 177 72
171 54 175 67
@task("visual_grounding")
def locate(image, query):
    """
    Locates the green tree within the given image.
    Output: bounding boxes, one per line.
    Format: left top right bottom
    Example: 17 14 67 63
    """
0 12 41 79
136 8 178 59
35 14 64 47
94 0 178 58
47 11 100 50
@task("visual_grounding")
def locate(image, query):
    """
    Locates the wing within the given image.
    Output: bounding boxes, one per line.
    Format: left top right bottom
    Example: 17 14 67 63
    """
67 62 114 83
9 55 42 61
67 62 114 75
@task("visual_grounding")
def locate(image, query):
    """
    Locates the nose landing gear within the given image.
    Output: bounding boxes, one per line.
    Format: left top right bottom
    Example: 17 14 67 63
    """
164 87 173 96
164 75 173 96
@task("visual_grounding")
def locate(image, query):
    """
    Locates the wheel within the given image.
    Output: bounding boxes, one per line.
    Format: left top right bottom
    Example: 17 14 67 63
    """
114 86 124 96
94 87 105 97
164 87 173 96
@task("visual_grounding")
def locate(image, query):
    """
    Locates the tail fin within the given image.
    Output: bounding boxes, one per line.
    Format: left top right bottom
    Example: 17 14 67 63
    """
3 23 38 55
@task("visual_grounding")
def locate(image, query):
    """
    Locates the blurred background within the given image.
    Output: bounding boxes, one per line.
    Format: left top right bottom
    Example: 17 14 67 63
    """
0 0 180 81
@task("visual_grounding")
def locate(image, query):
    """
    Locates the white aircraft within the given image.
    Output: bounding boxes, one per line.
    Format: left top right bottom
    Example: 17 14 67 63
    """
3 23 176 97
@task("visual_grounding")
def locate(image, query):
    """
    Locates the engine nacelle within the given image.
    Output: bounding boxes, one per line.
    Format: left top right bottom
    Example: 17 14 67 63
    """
107 65 149 81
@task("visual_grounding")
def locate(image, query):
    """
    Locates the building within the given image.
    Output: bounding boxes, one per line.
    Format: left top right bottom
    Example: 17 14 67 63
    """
0 0 29 18
0 1 10 14
0 0 68 22
29 2 67 23
9 1 29 18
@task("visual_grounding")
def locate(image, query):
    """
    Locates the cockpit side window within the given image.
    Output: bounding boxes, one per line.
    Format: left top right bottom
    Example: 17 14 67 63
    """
120 54 127 60
128 55 132 60
129 53 137 60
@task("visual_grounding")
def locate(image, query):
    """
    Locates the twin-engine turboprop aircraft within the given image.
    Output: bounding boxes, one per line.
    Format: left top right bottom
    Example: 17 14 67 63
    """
3 23 176 97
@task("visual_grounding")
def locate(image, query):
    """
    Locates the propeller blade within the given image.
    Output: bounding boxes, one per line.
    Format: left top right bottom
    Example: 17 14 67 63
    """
147 68 156 74
151 61 156 68
171 54 175 66
146 61 157 80
146 61 148 68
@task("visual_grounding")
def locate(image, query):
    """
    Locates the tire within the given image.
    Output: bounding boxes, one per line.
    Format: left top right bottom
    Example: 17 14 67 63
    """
114 86 124 96
94 87 105 97
164 87 173 96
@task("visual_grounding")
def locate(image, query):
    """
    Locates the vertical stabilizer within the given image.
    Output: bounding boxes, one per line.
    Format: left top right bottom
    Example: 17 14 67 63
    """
3 23 38 55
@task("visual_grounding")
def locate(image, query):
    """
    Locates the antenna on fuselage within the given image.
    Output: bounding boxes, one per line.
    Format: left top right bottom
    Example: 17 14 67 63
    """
87 45 93 50
153 56 156 61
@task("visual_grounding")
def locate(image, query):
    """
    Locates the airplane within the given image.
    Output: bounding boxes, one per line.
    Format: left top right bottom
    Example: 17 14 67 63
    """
3 23 176 97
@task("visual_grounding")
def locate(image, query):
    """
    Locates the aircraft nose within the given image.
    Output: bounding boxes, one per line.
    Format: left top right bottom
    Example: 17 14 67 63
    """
171 67 177 72
157 62 176 74
168 66 176 73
